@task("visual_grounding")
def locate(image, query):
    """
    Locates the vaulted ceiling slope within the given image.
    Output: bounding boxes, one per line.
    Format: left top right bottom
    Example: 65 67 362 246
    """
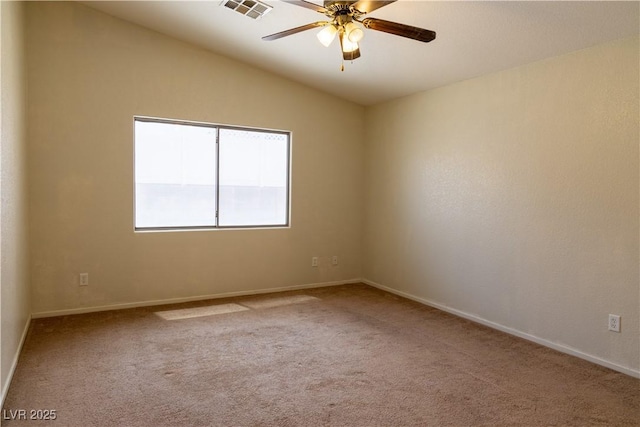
83 1 639 106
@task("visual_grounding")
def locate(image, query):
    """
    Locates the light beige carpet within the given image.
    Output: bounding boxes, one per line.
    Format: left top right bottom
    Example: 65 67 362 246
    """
3 284 639 426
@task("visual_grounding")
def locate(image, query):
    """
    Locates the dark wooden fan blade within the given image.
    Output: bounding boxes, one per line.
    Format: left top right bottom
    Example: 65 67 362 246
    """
284 1 329 14
351 0 396 14
262 21 328 41
361 17 436 43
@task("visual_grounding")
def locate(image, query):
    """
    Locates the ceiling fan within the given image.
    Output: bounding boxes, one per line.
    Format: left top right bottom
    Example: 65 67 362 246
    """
262 0 436 66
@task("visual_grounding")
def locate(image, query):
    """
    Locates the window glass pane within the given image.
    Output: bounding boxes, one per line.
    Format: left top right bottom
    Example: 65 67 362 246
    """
218 129 289 226
135 121 216 228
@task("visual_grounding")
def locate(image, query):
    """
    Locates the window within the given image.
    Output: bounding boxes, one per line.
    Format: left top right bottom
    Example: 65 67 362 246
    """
134 117 290 230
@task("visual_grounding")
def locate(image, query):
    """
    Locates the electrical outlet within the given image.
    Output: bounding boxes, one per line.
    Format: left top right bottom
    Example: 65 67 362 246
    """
608 314 620 332
332 256 338 265
311 257 318 267
79 273 89 286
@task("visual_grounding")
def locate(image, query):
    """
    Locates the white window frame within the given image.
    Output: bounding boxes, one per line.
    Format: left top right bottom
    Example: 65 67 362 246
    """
134 116 291 231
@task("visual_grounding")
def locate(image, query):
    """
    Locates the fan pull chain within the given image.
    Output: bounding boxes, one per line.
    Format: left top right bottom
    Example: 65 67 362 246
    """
341 59 344 72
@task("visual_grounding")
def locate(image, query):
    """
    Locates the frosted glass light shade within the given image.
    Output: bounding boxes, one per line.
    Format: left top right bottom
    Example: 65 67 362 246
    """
344 22 364 43
341 33 359 53
317 25 338 47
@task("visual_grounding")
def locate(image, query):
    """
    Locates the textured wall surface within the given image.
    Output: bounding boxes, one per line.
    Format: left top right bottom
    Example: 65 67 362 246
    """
1 0 30 400
363 37 639 373
27 2 364 314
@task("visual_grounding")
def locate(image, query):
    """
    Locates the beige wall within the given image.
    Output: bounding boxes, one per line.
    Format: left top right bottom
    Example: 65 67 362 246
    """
363 36 639 374
27 2 364 314
1 0 30 401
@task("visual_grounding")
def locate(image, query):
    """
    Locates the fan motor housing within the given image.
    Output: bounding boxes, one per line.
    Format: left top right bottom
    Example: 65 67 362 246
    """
324 1 357 12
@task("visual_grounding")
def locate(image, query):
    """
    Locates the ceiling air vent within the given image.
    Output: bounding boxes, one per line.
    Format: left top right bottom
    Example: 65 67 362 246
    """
221 0 273 20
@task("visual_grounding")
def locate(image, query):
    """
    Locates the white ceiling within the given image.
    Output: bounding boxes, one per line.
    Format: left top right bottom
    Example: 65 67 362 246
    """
83 1 639 106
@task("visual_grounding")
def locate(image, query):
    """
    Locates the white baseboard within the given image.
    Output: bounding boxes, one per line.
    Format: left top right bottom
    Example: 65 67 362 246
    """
362 279 640 379
31 278 362 319
1 316 31 409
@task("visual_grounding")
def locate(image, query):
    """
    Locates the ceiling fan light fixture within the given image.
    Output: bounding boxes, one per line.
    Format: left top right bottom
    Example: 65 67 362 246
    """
344 21 364 43
317 24 338 47
339 32 359 53
262 0 436 66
